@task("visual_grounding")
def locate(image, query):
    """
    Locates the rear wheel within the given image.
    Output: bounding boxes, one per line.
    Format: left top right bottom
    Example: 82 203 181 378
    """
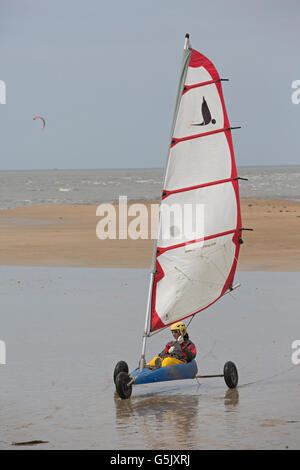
223 361 238 389
113 361 129 385
115 372 132 399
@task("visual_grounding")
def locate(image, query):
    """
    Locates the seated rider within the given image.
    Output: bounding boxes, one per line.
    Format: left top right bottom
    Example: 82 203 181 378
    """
147 321 196 369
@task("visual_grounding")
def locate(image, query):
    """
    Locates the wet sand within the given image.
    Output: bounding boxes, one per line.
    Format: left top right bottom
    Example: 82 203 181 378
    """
0 267 299 450
1 199 300 449
0 198 300 271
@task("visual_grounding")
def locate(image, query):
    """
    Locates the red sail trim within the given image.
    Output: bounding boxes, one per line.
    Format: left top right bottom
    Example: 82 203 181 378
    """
221 230 241 296
171 127 230 148
231 171 242 240
162 177 235 199
156 229 238 256
189 49 220 79
182 79 218 94
150 259 167 332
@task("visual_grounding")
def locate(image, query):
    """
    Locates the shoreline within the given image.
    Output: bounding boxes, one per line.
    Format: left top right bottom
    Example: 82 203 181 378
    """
0 198 300 271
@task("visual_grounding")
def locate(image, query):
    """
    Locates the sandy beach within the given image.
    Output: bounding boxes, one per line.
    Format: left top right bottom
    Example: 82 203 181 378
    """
0 198 300 271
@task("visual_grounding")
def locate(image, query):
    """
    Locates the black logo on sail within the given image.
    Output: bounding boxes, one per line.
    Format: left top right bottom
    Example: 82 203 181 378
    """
193 97 216 126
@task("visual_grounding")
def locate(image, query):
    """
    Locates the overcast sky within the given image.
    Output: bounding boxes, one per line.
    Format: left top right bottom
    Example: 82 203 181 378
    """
0 0 299 170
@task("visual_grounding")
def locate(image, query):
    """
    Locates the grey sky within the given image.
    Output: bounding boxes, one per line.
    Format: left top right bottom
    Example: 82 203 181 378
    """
0 0 299 170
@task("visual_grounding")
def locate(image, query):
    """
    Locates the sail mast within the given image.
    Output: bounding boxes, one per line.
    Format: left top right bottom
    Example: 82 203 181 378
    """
139 34 192 369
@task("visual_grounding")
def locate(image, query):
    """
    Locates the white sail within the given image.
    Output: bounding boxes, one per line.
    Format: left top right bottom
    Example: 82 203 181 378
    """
149 38 242 333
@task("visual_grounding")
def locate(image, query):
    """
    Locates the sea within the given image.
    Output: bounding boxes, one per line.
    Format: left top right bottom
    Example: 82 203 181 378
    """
0 165 299 209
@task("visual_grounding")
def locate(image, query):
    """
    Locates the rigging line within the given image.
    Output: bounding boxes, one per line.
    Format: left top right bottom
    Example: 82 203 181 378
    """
200 251 229 285
148 315 197 337
186 314 196 329
239 363 300 389
196 244 240 300
221 241 235 275
227 289 239 302
173 265 224 287
172 243 230 286
156 229 237 255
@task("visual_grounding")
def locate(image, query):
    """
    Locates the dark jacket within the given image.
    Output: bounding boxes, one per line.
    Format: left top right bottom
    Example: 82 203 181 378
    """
158 338 196 363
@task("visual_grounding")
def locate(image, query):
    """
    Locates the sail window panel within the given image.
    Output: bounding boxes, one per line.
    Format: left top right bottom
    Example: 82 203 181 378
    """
157 184 237 249
155 233 236 325
173 84 224 140
185 65 214 86
165 132 231 191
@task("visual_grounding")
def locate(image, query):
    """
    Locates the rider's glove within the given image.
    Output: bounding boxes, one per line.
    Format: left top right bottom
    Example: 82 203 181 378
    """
177 335 184 344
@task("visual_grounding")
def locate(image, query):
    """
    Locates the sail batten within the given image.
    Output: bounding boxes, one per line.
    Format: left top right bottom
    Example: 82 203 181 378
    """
146 42 242 336
163 177 238 199
183 79 221 93
171 127 237 147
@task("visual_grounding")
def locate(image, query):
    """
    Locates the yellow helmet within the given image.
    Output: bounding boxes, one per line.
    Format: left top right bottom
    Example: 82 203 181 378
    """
170 322 186 337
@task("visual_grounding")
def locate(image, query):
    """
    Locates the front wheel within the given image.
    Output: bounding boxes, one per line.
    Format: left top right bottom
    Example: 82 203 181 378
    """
223 361 238 389
115 372 132 399
113 361 129 385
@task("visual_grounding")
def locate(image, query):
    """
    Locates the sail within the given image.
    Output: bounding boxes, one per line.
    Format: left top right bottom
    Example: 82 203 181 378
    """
149 43 242 334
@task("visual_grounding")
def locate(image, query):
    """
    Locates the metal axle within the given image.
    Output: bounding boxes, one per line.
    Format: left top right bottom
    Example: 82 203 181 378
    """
195 374 224 379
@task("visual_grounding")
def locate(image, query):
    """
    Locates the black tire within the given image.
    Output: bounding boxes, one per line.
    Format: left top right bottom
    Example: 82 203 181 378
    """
223 361 238 389
115 372 132 399
113 361 129 385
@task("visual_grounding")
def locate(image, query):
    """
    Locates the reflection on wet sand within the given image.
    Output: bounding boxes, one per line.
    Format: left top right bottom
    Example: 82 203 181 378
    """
224 389 239 408
114 388 240 449
114 392 201 449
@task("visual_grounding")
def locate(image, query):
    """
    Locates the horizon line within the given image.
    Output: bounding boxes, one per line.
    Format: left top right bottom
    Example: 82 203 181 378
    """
1 163 300 172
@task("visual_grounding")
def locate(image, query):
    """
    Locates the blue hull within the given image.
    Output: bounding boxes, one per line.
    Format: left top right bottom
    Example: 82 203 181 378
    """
130 360 198 385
